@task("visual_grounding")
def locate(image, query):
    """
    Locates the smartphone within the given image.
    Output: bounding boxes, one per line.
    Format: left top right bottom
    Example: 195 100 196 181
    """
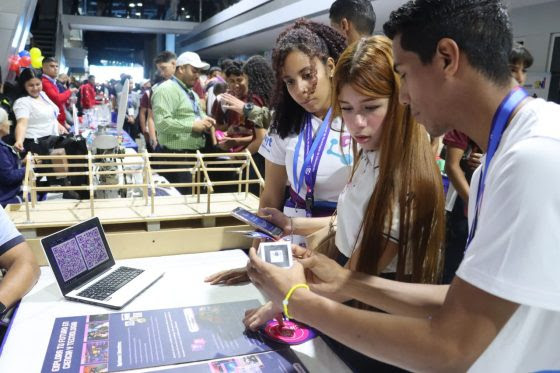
231 207 284 238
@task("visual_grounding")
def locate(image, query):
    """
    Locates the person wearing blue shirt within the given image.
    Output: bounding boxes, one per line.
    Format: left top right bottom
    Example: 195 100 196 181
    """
0 108 25 207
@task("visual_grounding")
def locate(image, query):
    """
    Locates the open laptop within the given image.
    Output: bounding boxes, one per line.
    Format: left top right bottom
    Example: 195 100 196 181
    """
41 217 164 309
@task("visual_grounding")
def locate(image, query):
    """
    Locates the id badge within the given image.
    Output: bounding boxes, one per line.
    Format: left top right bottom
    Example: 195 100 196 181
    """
283 206 307 246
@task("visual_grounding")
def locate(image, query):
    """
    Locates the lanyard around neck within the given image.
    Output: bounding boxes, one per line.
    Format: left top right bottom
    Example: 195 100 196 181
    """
466 87 529 249
292 109 332 202
38 92 59 122
172 77 201 119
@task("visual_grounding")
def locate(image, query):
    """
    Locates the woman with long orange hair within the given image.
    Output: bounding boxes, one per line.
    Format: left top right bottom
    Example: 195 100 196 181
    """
244 36 445 370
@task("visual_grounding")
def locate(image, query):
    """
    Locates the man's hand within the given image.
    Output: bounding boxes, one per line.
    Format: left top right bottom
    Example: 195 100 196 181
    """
246 247 307 309
243 301 282 331
193 117 216 133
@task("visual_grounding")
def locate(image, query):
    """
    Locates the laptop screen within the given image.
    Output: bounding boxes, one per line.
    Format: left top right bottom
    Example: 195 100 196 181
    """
41 217 115 295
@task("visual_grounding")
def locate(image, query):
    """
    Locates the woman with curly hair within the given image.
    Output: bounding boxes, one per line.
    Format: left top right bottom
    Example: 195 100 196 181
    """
245 35 444 373
212 56 274 154
205 19 352 284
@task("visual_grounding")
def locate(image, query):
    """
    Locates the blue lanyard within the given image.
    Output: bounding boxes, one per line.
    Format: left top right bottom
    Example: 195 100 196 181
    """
292 109 332 215
466 87 529 249
172 77 201 119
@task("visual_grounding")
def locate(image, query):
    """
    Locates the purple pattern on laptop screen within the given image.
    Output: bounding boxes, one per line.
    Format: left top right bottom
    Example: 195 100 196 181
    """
75 227 109 269
52 239 88 282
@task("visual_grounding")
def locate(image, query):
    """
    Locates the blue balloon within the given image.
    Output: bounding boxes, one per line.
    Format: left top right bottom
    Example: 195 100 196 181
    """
18 50 30 57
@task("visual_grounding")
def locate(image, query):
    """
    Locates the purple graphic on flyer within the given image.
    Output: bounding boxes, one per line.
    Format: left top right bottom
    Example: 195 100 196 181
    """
41 300 295 373
75 227 109 269
51 239 88 282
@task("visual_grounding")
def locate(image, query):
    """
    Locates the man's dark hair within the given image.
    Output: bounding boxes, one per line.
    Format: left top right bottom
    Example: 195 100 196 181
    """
219 58 234 72
153 50 177 65
384 0 513 86
224 60 243 77
329 0 376 36
42 57 57 65
510 43 533 69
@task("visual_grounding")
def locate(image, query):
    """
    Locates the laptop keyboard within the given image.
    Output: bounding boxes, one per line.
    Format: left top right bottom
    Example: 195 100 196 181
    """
78 267 144 300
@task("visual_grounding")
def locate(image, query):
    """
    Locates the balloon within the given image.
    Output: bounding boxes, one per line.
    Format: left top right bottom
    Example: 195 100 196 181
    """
8 55 20 72
18 50 30 57
29 47 41 57
31 54 43 69
19 55 31 67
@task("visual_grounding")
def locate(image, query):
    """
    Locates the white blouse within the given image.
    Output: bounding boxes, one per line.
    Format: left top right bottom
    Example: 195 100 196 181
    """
13 92 59 139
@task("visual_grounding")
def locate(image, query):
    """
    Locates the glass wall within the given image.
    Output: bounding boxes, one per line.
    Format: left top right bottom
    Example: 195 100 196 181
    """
63 0 240 23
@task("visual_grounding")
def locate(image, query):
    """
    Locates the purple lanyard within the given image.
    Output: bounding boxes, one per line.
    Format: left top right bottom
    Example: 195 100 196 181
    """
293 109 332 216
466 87 529 249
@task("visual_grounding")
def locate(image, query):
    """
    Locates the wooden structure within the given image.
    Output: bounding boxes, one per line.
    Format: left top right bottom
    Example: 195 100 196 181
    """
5 150 265 265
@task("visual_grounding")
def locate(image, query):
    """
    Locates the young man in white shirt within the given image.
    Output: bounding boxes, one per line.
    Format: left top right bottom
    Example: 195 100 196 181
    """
246 0 560 371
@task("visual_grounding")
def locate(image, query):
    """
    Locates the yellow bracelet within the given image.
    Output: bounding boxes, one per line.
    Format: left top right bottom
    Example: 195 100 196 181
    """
282 283 309 319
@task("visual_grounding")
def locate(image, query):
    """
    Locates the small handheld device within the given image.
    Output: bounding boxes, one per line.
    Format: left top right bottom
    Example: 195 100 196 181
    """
230 207 284 238
257 241 293 268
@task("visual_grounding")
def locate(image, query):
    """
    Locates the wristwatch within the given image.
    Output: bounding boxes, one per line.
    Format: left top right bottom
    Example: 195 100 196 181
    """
243 103 254 117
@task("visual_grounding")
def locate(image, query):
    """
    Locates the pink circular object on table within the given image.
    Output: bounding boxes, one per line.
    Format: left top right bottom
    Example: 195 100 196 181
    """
261 319 316 345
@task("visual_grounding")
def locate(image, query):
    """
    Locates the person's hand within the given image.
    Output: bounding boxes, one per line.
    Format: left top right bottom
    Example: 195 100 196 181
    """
246 247 307 309
58 124 69 135
193 117 215 133
217 136 238 151
220 93 245 114
243 301 283 331
204 267 249 285
13 141 24 152
294 245 351 295
258 207 292 236
127 115 135 124
70 87 79 94
466 152 483 170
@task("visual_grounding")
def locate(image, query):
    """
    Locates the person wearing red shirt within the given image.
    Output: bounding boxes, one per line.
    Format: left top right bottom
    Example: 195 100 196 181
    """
41 57 77 127
80 75 97 110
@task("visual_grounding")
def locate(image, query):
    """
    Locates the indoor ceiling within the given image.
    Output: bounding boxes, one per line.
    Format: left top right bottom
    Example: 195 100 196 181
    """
195 0 560 60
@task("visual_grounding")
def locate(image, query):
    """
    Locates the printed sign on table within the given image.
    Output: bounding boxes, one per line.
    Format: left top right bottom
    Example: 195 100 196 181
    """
41 300 288 373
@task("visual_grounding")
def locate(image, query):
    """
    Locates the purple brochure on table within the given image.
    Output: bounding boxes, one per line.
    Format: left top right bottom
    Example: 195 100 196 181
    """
41 299 287 373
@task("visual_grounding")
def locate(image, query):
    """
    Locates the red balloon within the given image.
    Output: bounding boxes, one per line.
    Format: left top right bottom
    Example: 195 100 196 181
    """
19 55 31 67
8 55 20 71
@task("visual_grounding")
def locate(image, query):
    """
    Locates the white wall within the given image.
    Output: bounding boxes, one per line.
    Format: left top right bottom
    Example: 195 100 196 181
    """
0 0 37 82
510 1 560 72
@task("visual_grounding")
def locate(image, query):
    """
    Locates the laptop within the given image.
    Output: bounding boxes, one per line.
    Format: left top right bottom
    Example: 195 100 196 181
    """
41 217 164 309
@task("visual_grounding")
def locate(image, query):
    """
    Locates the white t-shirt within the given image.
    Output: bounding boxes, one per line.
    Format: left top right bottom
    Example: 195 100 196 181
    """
13 92 59 139
335 150 400 272
456 99 560 372
259 116 353 204
0 208 24 255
